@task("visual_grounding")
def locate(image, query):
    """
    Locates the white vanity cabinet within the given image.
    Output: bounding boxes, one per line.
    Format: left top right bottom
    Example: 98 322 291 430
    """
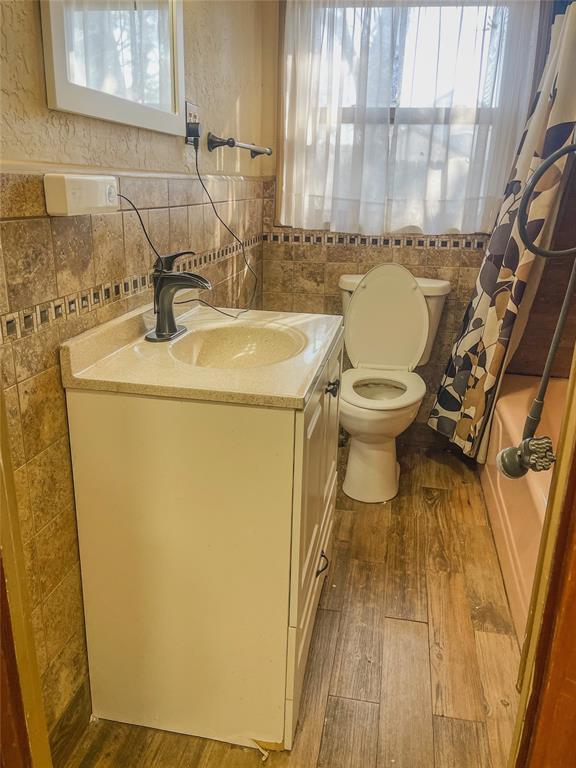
64 322 343 752
285 344 341 741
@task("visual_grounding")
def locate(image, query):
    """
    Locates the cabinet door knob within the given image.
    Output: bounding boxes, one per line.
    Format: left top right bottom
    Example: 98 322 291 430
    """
316 550 330 577
325 379 340 397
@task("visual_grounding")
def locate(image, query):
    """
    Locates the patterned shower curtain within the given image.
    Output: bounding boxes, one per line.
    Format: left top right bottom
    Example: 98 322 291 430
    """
428 6 576 458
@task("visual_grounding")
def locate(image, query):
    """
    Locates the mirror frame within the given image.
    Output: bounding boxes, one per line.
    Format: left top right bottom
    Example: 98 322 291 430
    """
40 0 186 136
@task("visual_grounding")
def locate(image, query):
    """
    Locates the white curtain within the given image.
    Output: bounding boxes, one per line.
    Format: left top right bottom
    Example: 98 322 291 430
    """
279 0 541 234
63 0 173 111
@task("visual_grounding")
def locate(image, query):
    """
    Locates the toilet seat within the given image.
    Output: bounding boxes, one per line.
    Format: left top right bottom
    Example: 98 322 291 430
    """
341 367 426 411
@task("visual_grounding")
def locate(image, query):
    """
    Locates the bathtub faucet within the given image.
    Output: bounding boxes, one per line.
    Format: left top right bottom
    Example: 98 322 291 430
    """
496 435 555 479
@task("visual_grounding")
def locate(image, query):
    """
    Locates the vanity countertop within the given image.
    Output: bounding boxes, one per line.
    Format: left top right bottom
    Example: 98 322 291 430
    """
60 304 344 409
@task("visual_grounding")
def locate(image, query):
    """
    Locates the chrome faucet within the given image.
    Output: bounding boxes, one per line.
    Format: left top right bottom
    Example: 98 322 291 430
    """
146 253 212 342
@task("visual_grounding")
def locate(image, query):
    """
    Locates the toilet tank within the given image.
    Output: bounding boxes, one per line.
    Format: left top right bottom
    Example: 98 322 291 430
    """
339 272 452 366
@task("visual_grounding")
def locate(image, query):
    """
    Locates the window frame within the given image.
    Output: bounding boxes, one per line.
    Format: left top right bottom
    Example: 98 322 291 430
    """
337 106 497 126
40 0 186 136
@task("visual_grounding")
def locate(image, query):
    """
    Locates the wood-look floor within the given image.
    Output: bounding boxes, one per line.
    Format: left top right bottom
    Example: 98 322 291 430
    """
63 435 519 768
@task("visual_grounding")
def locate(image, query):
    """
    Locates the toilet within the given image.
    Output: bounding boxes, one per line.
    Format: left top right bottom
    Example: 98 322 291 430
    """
339 264 451 502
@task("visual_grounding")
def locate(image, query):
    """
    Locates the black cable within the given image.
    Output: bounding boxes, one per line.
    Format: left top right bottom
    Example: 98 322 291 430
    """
174 143 258 313
171 143 259 318
116 192 163 271
117 171 258 320
195 141 259 305
174 298 239 316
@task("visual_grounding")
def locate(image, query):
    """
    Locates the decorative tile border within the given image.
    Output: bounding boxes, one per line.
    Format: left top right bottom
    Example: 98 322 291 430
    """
0 235 262 344
172 234 261 271
262 231 487 250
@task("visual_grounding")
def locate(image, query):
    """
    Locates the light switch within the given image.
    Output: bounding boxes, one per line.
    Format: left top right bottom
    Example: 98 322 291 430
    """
44 174 118 216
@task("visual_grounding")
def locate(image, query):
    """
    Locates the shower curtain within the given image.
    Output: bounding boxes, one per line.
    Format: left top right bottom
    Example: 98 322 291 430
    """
428 5 576 458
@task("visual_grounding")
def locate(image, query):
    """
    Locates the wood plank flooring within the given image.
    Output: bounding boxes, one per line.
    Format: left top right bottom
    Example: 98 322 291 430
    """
63 437 519 768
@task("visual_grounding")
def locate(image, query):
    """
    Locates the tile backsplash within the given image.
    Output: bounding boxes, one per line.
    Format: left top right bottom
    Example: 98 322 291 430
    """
0 173 264 344
0 170 264 765
260 179 487 422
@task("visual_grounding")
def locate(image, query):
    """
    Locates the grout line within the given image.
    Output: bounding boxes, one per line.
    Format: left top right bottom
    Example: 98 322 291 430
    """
316 600 347 765
425 526 437 768
433 713 490 726
41 555 80 603
374 701 381 768
41 566 83 670
479 490 521 650
382 613 429 626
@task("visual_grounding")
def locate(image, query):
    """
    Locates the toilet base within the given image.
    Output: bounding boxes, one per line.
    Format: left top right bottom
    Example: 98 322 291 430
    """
343 436 400 503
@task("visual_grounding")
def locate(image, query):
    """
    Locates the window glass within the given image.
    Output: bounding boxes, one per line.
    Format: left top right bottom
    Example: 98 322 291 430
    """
64 0 174 112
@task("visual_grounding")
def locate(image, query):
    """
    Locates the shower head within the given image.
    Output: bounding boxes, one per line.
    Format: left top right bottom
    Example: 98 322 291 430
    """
496 436 555 479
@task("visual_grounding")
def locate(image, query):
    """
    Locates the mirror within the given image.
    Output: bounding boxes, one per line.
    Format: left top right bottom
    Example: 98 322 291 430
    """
41 0 185 136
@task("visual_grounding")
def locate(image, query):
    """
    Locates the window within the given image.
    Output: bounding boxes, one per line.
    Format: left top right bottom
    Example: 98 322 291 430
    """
65 0 174 112
279 1 540 234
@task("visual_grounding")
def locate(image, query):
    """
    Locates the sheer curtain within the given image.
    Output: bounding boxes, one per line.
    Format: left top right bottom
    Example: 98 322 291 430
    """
63 0 173 112
279 0 540 234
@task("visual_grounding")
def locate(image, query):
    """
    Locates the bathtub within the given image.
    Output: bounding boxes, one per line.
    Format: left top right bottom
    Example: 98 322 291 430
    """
481 374 567 641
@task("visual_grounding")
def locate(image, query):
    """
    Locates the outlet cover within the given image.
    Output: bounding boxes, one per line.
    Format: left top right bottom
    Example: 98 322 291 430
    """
44 174 118 216
186 101 200 124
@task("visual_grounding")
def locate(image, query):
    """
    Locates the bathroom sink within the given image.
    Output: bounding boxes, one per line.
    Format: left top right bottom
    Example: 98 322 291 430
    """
170 323 307 369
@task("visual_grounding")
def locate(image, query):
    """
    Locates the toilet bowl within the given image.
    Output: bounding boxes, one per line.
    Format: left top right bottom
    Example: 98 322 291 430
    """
338 263 450 502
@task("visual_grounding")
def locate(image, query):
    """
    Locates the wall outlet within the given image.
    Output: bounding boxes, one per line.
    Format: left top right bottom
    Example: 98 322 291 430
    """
44 174 118 216
185 101 200 124
185 101 201 145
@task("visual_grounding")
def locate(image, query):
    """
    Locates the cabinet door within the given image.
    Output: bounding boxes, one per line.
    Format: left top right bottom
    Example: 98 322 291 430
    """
290 339 343 630
295 382 326 628
285 336 343 744
285 509 335 746
322 350 341 511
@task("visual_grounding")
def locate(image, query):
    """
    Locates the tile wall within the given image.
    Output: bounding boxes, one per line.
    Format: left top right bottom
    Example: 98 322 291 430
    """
261 179 487 421
0 171 264 765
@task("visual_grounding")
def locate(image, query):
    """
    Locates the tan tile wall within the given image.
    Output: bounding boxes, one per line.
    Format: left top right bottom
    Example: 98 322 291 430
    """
261 179 487 421
0 171 264 762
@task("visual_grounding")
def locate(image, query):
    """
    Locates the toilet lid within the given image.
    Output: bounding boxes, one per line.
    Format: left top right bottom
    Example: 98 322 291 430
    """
345 263 429 371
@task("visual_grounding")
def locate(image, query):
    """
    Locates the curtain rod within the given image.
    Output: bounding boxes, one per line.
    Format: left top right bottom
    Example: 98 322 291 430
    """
206 133 273 159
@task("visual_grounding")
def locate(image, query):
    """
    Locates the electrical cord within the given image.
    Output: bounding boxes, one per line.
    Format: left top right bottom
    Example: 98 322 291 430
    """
173 143 258 316
117 192 164 271
116 153 259 320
